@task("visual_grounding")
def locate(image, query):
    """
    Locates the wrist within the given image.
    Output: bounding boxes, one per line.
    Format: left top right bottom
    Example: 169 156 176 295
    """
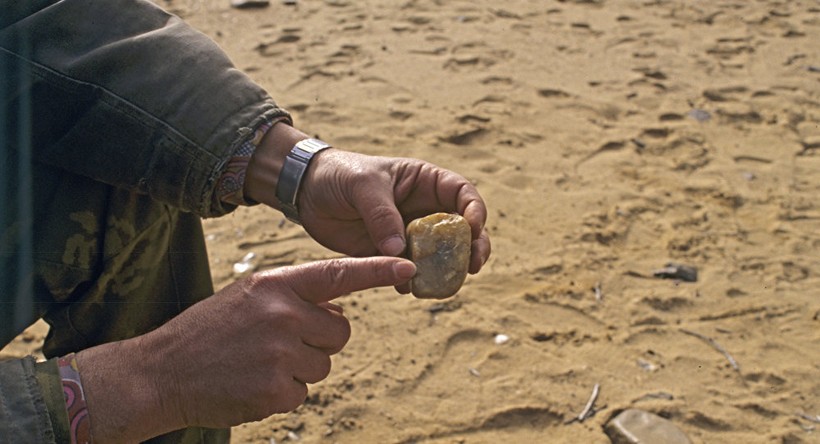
78 336 183 442
244 122 311 209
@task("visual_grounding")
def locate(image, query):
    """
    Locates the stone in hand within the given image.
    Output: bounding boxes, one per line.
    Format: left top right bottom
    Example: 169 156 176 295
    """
406 213 471 299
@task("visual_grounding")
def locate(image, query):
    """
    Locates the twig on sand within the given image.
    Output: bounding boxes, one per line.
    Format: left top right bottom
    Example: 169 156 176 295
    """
679 328 740 372
566 383 601 424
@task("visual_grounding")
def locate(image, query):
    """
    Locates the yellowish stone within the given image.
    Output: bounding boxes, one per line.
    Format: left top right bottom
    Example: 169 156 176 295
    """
406 213 471 299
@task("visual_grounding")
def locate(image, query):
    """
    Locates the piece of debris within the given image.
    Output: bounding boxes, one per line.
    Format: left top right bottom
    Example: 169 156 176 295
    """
233 252 257 275
797 412 820 424
679 328 740 372
494 334 510 345
688 108 711 122
636 358 657 372
231 0 270 8
633 391 674 402
653 263 698 282
566 383 601 424
605 409 692 444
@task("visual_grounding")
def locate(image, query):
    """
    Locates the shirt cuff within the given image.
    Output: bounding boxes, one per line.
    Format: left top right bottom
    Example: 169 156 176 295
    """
215 116 291 207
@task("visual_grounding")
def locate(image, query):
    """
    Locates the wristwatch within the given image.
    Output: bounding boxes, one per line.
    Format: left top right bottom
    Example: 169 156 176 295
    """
275 138 332 224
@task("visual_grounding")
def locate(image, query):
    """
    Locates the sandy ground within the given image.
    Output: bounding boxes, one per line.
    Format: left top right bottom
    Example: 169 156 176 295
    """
3 0 820 442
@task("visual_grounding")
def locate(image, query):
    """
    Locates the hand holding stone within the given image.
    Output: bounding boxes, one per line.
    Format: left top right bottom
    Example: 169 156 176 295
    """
298 150 491 281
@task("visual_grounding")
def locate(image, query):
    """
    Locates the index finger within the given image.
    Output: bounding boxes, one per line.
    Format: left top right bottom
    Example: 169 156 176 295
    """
269 257 417 304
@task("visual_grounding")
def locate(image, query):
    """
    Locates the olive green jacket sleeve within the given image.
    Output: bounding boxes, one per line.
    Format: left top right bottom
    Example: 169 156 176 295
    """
0 357 67 443
0 0 291 218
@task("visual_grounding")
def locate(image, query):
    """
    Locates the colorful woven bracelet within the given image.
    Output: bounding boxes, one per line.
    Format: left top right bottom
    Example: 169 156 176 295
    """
58 353 92 444
216 120 276 206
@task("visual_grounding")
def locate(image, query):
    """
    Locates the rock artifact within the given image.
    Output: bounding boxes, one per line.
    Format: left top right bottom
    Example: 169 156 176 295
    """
406 213 471 299
605 409 692 444
652 262 698 282
230 0 270 9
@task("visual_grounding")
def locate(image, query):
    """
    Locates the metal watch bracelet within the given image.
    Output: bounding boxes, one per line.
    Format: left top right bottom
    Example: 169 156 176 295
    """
275 138 332 224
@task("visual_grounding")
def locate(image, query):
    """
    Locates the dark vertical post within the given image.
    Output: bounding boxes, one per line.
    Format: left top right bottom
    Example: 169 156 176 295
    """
14 31 34 333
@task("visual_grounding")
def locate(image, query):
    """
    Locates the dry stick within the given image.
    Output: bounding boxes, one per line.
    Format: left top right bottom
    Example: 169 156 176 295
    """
679 328 740 372
577 383 601 423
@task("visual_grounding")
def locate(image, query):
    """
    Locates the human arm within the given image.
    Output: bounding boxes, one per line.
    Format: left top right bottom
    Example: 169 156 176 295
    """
71 256 415 442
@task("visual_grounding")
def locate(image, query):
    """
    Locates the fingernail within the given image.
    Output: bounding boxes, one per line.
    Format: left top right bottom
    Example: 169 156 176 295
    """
394 261 417 280
381 235 405 256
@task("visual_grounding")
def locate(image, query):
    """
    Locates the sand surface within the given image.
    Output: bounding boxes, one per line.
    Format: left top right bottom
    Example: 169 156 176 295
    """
3 0 820 442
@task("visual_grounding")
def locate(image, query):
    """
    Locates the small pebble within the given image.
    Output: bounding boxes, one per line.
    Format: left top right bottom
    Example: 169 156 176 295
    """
687 108 711 122
233 252 257 274
494 334 510 345
231 0 270 8
652 263 698 282
637 358 657 372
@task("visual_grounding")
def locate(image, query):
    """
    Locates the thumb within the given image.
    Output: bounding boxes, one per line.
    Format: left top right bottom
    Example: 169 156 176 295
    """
274 257 417 304
352 186 407 256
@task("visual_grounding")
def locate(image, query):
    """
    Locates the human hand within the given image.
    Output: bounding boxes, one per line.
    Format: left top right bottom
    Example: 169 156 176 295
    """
299 150 492 281
78 256 416 441
243 123 490 289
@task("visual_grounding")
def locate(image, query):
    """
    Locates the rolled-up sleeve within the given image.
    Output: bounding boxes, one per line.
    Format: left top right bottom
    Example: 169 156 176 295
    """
0 357 68 443
0 0 291 217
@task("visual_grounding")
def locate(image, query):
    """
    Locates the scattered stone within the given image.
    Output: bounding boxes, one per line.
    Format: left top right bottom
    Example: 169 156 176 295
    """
230 0 270 8
799 135 820 155
233 252 257 275
605 409 692 444
636 358 658 372
652 263 698 282
687 108 711 122
406 213 471 299
494 334 510 345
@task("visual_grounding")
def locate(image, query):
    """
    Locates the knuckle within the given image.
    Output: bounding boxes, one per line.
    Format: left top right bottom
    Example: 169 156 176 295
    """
366 203 396 224
327 317 352 355
318 258 349 287
268 303 302 329
242 270 281 295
